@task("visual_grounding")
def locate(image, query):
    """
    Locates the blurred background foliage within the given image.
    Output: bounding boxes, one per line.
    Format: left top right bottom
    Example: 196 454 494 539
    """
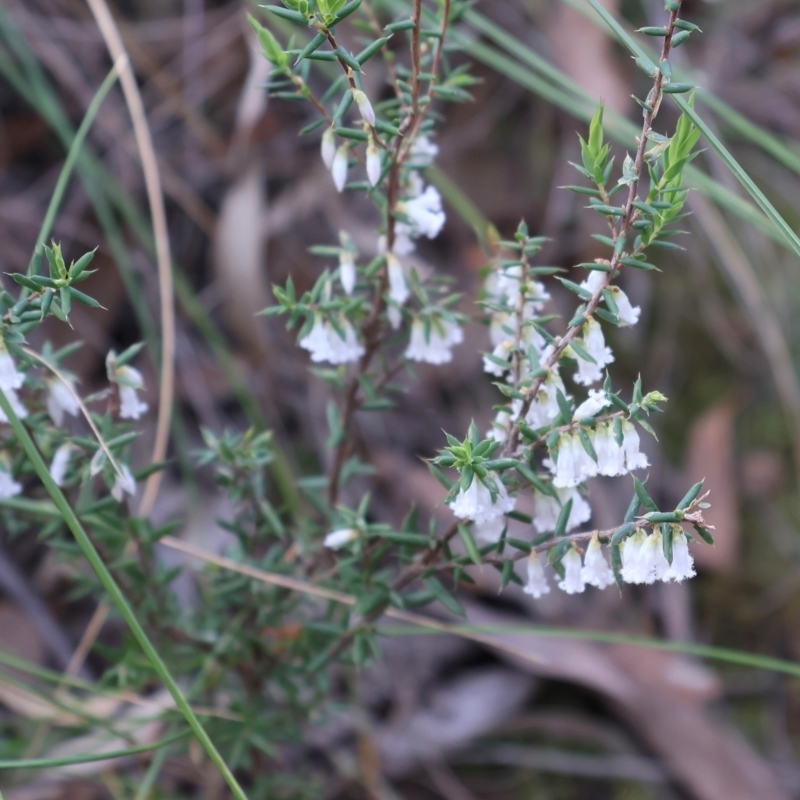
4 0 800 798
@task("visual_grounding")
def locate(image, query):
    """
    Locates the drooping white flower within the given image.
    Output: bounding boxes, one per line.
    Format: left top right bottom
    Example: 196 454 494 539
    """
620 530 647 584
449 472 516 525
49 443 73 487
579 273 642 327
523 552 550 599
120 386 148 420
0 388 27 423
666 530 696 582
408 135 439 167
339 250 357 296
553 434 597 489
558 547 586 594
575 318 614 386
533 487 592 534
116 365 149 420
111 464 136 502
386 253 409 308
580 269 606 296
553 434 578 489
483 341 514 377
621 420 649 470
486 408 511 443
593 422 626 477
581 534 615 589
573 389 610 421
366 139 381 187
387 305 403 330
638 531 670 584
299 315 365 365
352 89 375 126
47 378 80 426
405 318 463 365
398 185 445 240
0 465 21 499
0 345 24 391
324 528 359 549
321 127 336 169
522 357 568 430
612 287 641 326
473 515 506 544
331 145 348 193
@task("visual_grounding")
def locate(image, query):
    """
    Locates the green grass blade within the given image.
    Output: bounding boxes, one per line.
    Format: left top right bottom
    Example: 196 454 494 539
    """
381 623 800 677
0 730 190 770
26 61 121 276
0 390 249 800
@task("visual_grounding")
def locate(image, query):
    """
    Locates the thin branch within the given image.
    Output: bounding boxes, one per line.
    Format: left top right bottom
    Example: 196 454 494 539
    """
502 3 683 456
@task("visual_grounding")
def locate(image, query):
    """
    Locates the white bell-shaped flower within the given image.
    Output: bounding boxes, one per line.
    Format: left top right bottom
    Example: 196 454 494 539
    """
553 434 597 488
0 388 27 423
483 341 513 377
533 487 592 534
116 366 149 420
398 185 445 239
593 422 626 477
486 409 511 443
324 528 359 549
620 530 647 584
405 318 463 365
611 286 641 326
523 552 550 599
638 531 670 584
666 530 696 582
621 420 649 470
47 378 80 426
580 272 641 327
408 135 439 167
573 389 610 420
0 466 21 499
575 318 614 386
449 472 516 525
473 515 506 544
299 315 365 365
386 254 409 306
581 534 615 589
557 547 586 594
49 443 73 487
523 362 567 430
111 464 136 502
0 345 24 391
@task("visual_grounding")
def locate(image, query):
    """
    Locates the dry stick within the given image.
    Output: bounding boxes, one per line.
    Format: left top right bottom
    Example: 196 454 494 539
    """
69 0 177 680
502 3 683 457
85 0 175 518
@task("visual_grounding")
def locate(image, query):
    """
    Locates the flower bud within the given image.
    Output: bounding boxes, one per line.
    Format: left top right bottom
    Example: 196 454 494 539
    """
352 89 375 126
331 145 348 193
366 140 381 187
321 127 336 169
